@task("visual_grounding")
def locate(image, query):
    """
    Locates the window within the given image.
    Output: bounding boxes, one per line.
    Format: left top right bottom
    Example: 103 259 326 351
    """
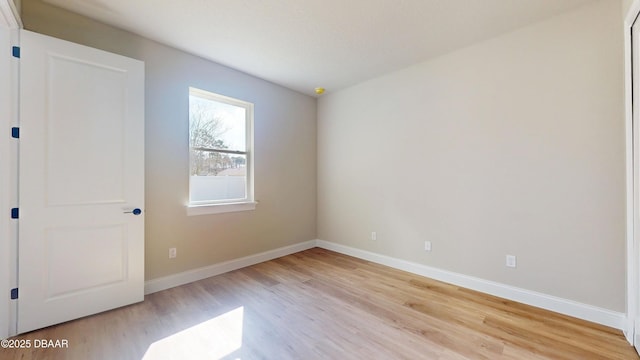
187 87 255 215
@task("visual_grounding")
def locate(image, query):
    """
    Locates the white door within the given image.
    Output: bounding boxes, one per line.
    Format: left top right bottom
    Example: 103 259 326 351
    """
18 30 145 334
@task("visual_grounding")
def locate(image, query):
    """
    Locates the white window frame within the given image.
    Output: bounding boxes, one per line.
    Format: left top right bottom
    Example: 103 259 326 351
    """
186 87 256 216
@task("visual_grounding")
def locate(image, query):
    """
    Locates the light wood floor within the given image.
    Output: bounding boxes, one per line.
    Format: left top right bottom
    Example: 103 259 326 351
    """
2 248 638 359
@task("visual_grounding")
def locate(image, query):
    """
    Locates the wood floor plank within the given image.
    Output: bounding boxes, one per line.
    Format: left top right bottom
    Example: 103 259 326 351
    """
1 248 637 359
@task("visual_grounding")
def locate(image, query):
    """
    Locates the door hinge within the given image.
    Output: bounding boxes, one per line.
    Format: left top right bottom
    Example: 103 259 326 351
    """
10 288 18 300
12 46 19 58
11 127 19 139
11 208 18 219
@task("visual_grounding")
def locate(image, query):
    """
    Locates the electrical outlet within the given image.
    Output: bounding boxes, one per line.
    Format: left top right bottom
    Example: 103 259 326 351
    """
424 241 432 252
169 247 177 259
371 232 377 241
506 255 516 268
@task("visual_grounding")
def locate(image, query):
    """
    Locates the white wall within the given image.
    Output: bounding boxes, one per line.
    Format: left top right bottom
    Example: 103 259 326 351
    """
318 0 625 312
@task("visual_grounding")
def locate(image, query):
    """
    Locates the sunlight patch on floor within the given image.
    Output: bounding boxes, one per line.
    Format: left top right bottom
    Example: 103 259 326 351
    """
143 306 244 359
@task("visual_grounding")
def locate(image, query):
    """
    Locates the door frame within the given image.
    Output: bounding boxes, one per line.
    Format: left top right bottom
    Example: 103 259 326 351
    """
626 0 640 349
0 0 21 340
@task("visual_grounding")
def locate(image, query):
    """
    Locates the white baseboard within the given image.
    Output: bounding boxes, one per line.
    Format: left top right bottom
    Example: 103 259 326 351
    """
144 240 316 294
315 239 627 331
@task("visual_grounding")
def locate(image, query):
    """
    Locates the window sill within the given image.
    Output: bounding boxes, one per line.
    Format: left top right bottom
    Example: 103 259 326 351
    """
186 201 257 216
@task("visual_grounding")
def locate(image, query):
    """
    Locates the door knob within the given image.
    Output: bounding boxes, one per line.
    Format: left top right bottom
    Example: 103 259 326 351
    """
124 208 142 215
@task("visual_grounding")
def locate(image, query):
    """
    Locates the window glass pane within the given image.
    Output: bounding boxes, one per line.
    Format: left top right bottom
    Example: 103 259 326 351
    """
189 95 246 152
190 149 246 176
190 150 247 202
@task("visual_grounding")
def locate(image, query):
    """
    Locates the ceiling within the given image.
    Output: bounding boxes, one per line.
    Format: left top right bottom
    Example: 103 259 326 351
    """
43 0 597 96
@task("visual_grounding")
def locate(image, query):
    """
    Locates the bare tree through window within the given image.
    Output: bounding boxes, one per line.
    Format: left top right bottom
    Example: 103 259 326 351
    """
189 102 232 176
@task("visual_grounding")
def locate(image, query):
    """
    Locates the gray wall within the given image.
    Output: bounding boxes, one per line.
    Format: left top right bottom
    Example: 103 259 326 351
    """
21 0 317 281
623 0 633 18
318 0 626 311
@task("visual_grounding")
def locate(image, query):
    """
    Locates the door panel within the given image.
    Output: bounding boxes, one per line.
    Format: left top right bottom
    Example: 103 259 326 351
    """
18 29 144 334
46 225 126 298
46 53 127 206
